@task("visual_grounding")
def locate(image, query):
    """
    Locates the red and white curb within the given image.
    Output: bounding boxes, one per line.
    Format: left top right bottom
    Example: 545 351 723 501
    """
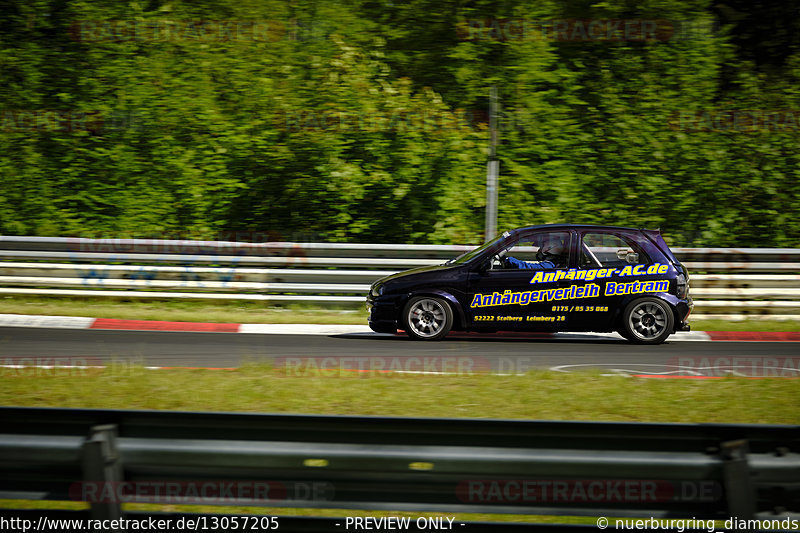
0 313 798 342
0 314 370 336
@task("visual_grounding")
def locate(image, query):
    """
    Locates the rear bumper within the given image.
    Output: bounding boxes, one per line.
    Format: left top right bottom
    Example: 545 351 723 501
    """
675 296 693 332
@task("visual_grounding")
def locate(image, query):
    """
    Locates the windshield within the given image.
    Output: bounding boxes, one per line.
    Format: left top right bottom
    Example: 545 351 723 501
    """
446 234 507 265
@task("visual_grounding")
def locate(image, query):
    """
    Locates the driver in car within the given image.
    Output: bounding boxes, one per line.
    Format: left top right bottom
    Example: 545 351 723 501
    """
502 237 566 270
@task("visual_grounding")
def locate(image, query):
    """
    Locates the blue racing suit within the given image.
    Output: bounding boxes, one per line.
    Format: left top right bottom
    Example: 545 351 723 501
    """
505 256 556 270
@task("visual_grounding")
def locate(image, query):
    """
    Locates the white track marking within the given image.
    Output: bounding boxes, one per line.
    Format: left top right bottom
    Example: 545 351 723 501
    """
238 324 374 335
0 313 95 329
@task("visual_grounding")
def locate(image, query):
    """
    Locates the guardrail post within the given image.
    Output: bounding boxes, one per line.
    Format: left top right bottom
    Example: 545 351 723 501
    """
82 424 123 522
721 439 756 518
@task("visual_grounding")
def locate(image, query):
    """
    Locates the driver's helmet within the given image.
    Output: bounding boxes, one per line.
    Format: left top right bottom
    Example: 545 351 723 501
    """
536 237 567 265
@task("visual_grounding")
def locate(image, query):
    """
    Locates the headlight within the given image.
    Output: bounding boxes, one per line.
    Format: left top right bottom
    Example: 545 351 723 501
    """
370 283 384 297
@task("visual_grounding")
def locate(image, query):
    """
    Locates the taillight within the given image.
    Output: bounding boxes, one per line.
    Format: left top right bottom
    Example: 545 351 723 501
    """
675 264 689 299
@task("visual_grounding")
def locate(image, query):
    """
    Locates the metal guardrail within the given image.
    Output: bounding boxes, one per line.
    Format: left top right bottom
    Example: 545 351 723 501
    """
1 237 799 319
0 407 797 528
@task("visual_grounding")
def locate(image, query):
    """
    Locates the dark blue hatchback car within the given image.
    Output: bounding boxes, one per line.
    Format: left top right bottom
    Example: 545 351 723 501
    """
366 224 693 344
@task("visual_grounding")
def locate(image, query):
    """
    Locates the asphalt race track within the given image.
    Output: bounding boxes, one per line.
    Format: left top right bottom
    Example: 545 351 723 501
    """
1 327 798 376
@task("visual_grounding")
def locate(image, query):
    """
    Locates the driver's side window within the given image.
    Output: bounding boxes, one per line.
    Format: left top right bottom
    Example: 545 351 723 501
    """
500 231 571 269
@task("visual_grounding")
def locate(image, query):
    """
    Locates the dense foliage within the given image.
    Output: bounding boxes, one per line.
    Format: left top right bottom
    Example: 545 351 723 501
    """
1 0 798 246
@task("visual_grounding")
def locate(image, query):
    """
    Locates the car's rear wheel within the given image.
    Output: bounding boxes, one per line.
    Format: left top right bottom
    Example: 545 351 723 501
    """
619 297 674 345
403 296 453 341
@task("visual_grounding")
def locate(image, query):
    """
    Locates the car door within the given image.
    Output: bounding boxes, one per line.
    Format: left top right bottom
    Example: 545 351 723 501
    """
466 230 574 330
570 230 664 331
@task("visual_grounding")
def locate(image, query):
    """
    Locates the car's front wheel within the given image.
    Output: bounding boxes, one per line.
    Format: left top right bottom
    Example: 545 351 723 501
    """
619 297 674 345
402 296 453 341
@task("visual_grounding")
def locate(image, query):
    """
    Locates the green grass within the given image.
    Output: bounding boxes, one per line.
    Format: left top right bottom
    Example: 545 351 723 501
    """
1 294 798 331
1 364 797 423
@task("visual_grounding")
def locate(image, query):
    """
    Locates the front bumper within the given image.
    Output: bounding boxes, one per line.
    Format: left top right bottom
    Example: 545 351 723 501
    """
366 294 401 333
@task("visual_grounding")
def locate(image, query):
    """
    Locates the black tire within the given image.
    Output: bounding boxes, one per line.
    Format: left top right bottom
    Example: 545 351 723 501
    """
619 297 674 345
618 329 635 342
402 296 454 341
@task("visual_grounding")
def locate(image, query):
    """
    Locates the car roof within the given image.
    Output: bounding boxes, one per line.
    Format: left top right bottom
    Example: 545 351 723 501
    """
506 223 659 235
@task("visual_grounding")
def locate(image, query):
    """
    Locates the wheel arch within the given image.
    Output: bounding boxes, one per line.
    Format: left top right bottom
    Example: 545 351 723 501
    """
400 289 466 330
